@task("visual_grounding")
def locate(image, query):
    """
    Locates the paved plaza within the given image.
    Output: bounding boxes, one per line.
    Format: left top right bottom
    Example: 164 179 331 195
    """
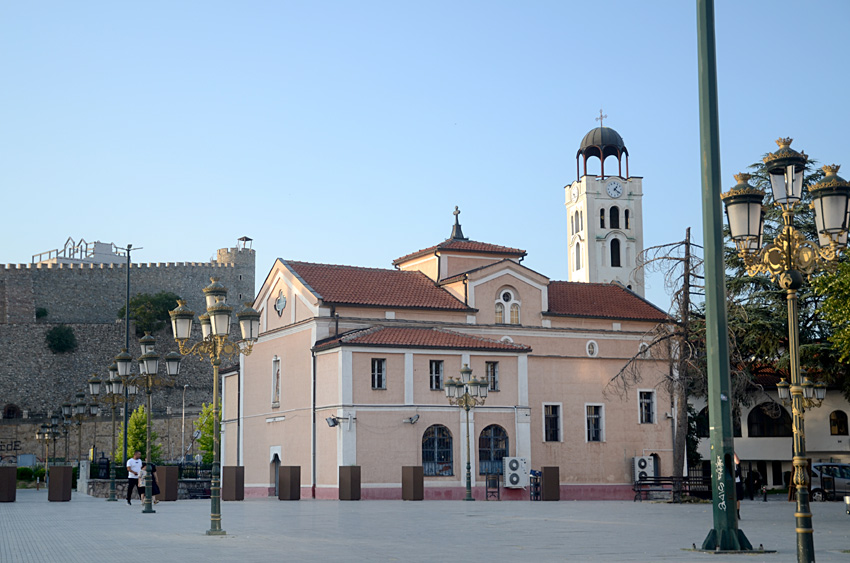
1 490 848 562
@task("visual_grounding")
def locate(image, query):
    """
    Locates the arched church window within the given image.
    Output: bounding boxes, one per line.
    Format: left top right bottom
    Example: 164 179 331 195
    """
575 242 581 271
574 211 579 233
625 209 630 229
580 210 583 231
3 404 22 419
570 215 574 236
495 302 505 324
611 239 621 268
510 303 520 325
609 207 620 229
747 403 792 437
479 424 509 475
422 425 453 476
600 208 605 229
830 410 849 436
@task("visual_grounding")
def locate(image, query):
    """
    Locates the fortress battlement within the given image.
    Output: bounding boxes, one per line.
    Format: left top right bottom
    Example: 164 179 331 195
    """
3 261 241 271
1 238 256 325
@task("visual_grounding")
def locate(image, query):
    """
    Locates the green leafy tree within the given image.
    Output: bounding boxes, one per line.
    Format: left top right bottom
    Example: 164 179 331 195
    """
813 261 850 398
45 324 77 353
117 291 181 336
194 402 220 464
115 405 162 463
685 404 702 468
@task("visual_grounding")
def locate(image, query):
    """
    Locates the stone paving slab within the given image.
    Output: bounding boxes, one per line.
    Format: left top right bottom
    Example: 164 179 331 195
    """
1 489 848 562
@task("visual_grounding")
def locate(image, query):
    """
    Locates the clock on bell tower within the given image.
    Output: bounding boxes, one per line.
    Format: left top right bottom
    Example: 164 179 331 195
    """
564 119 645 296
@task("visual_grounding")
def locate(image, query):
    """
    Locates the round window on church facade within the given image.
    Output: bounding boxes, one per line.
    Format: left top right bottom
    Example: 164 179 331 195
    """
586 340 598 357
502 291 512 303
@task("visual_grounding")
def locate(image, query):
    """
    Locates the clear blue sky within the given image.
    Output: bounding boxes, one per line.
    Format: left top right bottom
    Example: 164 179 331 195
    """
2 1 848 310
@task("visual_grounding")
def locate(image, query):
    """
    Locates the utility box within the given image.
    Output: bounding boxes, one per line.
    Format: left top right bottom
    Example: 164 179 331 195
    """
402 466 424 501
541 466 560 501
48 466 73 502
278 466 301 500
339 466 361 501
0 466 16 502
222 466 245 501
157 466 179 502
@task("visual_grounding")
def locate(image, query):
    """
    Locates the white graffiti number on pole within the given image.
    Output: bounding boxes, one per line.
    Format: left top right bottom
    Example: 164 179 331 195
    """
715 455 726 511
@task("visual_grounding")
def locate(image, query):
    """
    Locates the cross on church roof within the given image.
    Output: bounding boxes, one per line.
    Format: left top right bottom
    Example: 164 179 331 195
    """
450 206 467 240
596 109 607 127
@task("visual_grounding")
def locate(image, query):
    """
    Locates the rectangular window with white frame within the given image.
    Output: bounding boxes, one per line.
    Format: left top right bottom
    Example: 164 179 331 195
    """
271 356 281 407
429 360 443 391
586 404 604 442
543 403 562 442
485 361 499 392
638 390 655 424
371 358 386 390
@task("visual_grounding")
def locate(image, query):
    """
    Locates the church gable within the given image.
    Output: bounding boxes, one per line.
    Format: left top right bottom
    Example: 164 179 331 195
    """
458 260 549 326
254 258 321 332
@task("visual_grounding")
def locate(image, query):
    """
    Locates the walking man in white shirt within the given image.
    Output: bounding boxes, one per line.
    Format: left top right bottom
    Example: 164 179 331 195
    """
126 450 142 505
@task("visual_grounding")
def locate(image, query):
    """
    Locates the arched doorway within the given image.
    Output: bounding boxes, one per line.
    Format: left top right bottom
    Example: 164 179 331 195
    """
270 453 281 497
478 424 509 475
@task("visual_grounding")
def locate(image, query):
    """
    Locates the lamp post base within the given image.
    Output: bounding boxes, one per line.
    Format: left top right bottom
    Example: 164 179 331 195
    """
464 497 475 502
701 528 752 551
206 530 226 536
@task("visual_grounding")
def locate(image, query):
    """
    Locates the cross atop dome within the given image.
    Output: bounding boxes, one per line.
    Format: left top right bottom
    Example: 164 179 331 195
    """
595 108 607 127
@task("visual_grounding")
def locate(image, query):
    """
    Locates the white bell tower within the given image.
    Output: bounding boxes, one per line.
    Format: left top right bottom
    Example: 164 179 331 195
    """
565 117 645 296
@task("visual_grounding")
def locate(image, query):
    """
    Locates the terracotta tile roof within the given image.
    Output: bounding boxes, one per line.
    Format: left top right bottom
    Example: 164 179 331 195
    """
282 260 470 310
439 259 549 286
314 326 531 352
546 281 669 321
393 238 526 265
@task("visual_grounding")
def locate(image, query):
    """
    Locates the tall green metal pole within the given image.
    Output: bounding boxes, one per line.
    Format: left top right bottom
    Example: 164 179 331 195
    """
464 402 473 501
696 0 751 551
123 244 132 465
108 404 117 501
208 355 225 535
143 380 155 514
785 284 816 562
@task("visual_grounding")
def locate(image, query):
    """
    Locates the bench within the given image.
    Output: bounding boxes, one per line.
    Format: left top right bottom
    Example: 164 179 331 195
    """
633 476 712 502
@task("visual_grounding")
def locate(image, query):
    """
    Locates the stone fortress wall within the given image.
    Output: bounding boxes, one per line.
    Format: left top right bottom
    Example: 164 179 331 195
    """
0 245 255 325
0 238 256 427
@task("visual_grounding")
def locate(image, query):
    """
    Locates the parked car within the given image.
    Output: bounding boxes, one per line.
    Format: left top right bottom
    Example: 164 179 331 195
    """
811 463 850 501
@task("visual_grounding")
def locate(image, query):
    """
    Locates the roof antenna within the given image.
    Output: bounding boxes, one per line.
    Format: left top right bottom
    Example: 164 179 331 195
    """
450 206 467 240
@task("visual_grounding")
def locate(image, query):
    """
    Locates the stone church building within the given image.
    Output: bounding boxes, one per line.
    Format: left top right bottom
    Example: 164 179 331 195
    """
223 126 676 500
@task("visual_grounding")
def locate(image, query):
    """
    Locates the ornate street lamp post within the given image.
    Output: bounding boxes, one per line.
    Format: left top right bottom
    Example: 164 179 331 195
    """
444 364 488 501
72 392 87 472
115 332 181 514
62 421 69 463
88 364 127 502
169 278 260 535
721 140 848 563
49 411 60 465
36 424 50 477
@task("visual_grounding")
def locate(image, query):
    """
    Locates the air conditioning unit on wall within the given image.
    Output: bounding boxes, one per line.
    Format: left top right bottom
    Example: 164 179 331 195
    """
633 456 655 481
503 457 529 488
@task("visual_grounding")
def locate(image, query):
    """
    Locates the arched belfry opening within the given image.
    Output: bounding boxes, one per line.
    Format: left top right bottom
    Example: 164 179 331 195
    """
576 117 629 180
